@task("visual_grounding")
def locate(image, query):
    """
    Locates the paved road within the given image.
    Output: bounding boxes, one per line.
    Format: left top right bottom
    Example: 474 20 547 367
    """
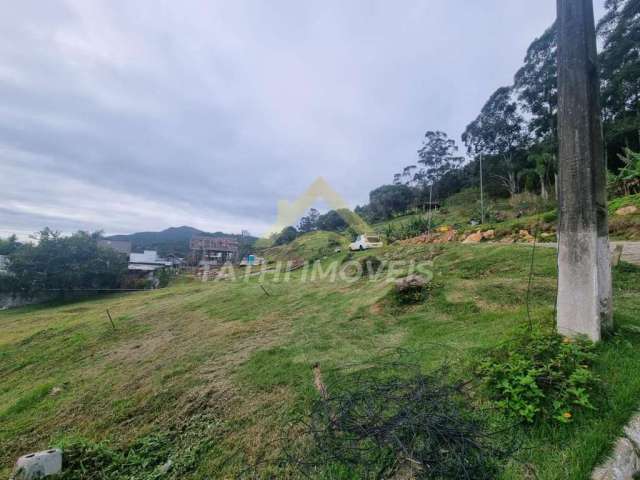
537 241 640 266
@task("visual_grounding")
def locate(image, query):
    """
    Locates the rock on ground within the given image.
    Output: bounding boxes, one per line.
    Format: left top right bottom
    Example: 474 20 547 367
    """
394 274 426 292
615 205 639 216
462 231 484 244
592 413 640 480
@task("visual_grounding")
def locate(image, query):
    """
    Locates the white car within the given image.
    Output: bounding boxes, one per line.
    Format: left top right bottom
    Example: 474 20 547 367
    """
349 234 383 251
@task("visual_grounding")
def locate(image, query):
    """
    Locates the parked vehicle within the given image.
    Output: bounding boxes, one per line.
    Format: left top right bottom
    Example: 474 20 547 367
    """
349 234 383 251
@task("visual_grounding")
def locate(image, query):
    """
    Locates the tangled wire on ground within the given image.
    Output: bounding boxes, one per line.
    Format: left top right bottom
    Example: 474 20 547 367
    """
277 358 515 479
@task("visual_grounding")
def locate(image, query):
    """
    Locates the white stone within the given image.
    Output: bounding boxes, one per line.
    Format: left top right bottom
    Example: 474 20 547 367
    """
591 438 640 480
623 414 640 449
12 449 62 479
615 205 639 216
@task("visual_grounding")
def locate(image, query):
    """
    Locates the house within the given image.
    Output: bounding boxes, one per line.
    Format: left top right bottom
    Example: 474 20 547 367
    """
128 250 172 272
190 236 239 266
165 253 185 267
98 239 132 255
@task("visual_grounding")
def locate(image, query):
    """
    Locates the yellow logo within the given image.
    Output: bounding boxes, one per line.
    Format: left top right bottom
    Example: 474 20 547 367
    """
262 177 372 243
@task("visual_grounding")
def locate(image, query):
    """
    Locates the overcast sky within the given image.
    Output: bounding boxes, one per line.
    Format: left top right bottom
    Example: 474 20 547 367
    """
0 1 607 239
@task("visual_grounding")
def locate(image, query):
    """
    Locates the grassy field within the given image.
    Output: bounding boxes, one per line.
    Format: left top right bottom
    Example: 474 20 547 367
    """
1 242 640 479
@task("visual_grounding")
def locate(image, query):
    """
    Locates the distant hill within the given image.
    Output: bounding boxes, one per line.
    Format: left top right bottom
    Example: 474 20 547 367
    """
106 226 257 257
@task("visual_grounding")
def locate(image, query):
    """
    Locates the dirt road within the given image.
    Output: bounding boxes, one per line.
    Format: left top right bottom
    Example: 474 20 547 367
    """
536 241 640 266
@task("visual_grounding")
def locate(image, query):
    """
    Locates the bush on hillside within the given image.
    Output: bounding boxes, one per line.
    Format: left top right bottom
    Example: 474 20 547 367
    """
353 255 383 278
542 209 558 223
392 274 428 304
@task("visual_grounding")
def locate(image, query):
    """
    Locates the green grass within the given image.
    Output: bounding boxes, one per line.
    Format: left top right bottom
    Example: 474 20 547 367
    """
1 242 639 478
259 230 349 262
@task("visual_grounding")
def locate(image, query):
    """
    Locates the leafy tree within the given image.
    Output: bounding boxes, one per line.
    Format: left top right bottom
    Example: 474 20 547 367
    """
316 209 349 232
354 204 375 223
514 23 558 143
298 208 320 233
274 226 299 246
368 184 414 221
598 0 640 159
393 165 419 186
462 86 528 196
0 235 20 255
527 141 556 200
3 228 128 297
416 131 464 187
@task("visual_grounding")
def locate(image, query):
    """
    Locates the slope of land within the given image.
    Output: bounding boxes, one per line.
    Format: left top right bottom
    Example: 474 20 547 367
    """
375 191 640 241
1 241 640 478
258 230 349 263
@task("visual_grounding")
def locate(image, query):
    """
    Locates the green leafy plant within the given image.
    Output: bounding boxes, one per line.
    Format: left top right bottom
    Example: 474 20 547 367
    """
609 148 640 196
383 223 398 243
541 209 558 223
477 331 598 424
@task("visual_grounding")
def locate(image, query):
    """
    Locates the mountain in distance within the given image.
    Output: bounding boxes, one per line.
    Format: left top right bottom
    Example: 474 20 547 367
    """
106 226 257 257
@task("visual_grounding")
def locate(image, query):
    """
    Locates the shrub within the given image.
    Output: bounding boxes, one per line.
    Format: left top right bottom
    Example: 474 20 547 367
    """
359 255 383 277
383 223 398 242
477 331 598 424
340 251 354 265
157 268 176 288
392 275 428 304
609 148 640 196
542 209 558 223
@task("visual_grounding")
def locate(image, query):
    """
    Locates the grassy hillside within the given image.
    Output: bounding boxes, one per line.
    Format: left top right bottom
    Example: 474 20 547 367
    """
1 242 640 478
374 191 640 241
258 231 349 263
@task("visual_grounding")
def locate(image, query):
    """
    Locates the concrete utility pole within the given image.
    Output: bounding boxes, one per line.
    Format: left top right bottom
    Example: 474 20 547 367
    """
479 154 485 224
556 0 612 341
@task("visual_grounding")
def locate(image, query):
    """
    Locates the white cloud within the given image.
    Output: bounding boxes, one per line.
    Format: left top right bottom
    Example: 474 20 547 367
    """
0 0 608 237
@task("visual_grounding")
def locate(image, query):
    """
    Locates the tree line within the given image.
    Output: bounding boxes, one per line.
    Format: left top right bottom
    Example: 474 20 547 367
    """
354 0 640 223
0 229 128 298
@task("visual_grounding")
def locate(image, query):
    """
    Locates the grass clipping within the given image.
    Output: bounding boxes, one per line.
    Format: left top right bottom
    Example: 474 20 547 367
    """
281 361 510 479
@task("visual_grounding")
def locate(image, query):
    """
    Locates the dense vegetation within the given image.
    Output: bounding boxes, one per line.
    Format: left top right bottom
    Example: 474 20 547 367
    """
0 229 128 298
352 0 640 225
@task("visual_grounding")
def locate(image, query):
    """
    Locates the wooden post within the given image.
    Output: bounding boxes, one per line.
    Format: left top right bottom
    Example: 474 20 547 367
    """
106 309 116 330
556 0 612 341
